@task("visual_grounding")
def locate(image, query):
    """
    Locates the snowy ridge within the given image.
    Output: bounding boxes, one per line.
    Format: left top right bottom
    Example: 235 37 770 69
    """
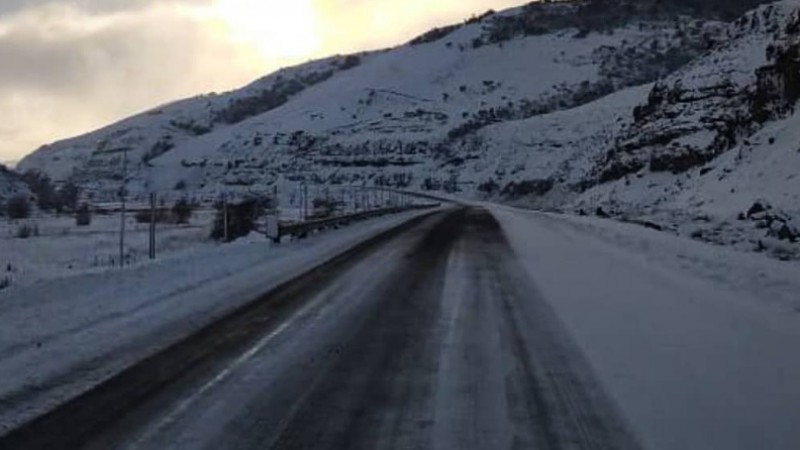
18 54 369 183
569 0 800 259
15 0 800 258
19 0 727 196
596 0 796 182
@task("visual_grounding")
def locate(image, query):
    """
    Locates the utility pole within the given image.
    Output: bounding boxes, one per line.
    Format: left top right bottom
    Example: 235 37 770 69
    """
119 147 128 268
303 181 309 221
149 192 156 260
223 194 229 243
340 187 346 215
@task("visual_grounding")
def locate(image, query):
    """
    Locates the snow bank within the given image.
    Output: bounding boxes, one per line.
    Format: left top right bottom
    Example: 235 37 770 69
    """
493 205 800 450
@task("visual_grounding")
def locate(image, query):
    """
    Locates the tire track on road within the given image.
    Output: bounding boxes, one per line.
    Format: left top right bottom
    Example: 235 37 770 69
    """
266 208 466 450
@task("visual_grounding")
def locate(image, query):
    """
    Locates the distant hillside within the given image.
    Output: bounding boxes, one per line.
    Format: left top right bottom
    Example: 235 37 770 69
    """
17 0 800 258
19 0 731 196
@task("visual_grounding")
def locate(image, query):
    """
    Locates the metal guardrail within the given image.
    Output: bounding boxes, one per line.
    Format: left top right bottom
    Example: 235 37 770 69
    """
268 204 439 243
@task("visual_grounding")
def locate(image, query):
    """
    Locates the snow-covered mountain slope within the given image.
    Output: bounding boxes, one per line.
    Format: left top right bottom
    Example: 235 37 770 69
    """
439 83 653 199
566 0 800 259
18 54 366 184
17 0 800 257
595 1 796 182
19 0 728 196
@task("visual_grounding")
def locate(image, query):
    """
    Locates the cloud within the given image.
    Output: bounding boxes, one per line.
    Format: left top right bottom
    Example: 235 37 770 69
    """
0 0 264 160
0 0 522 161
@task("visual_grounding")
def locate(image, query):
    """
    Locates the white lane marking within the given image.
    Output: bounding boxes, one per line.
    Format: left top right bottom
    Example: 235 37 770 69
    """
127 244 407 449
125 293 326 450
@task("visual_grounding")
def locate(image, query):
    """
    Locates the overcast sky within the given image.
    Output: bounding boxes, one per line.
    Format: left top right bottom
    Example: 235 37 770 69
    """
0 0 523 163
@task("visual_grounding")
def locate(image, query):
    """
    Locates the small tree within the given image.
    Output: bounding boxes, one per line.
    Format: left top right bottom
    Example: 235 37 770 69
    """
21 171 57 211
172 198 194 224
15 223 38 239
311 197 334 219
7 195 31 219
477 179 499 194
58 182 81 212
76 203 92 226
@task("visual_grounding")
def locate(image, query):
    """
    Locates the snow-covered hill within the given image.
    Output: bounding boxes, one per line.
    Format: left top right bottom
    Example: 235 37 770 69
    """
567 0 800 259
18 0 728 192
18 54 366 184
17 0 800 257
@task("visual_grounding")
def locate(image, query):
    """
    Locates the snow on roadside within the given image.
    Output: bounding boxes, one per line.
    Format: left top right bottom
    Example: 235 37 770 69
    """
0 208 437 433
0 211 215 289
492 205 800 450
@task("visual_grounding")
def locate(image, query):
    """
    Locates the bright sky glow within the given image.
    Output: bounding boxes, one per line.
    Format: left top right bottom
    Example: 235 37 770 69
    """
0 0 524 162
212 0 322 60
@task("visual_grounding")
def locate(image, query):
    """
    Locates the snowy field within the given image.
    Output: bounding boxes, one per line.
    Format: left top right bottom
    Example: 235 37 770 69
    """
0 210 216 289
0 185 418 289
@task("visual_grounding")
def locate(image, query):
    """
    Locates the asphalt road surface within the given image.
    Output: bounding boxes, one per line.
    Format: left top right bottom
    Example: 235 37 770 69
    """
0 207 641 450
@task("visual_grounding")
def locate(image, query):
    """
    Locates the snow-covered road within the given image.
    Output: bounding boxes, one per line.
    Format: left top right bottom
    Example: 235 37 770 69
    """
2 205 799 449
0 208 438 435
495 206 800 450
